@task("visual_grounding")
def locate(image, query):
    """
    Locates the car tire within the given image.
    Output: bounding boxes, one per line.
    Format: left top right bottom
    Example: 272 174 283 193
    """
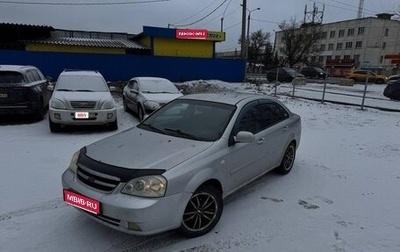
375 79 384 84
178 185 223 238
108 119 118 131
138 106 145 121
49 118 61 133
275 142 296 175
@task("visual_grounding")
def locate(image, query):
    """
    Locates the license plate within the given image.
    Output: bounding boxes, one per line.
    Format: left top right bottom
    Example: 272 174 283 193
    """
63 190 100 214
75 112 89 119
0 93 8 99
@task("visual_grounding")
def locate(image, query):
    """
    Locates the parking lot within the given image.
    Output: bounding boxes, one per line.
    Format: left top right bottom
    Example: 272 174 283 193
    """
1 81 400 252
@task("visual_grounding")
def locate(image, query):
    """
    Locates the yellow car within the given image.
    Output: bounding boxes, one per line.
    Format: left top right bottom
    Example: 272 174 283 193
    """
345 70 388 84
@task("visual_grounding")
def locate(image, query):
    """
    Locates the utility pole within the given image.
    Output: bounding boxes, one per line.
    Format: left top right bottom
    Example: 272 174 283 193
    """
240 0 247 59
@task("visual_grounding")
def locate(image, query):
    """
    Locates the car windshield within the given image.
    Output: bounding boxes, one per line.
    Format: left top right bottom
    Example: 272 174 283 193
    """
0 71 25 85
139 79 180 94
55 75 109 92
138 99 236 141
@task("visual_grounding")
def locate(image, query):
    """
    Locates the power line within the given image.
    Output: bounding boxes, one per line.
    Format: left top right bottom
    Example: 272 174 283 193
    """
170 0 229 28
172 1 217 25
0 0 170 5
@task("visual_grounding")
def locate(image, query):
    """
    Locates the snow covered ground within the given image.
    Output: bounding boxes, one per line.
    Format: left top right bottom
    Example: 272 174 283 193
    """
1 81 400 252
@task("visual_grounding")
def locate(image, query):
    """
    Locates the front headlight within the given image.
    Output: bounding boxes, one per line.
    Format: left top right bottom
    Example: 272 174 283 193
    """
68 150 80 173
121 175 167 198
101 100 115 109
143 100 160 110
51 99 67 109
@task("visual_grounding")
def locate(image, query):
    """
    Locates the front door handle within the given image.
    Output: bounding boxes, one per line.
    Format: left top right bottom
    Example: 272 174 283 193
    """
257 137 265 145
282 126 289 131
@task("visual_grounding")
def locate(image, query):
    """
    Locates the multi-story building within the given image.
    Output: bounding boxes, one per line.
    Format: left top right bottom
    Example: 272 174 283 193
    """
274 13 400 76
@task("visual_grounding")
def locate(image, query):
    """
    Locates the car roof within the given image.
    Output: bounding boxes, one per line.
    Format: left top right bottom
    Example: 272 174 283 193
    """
177 92 277 106
131 77 170 82
59 70 104 77
0 65 37 72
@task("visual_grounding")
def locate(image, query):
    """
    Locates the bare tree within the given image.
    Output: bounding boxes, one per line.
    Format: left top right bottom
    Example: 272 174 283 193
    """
278 18 324 67
238 30 273 72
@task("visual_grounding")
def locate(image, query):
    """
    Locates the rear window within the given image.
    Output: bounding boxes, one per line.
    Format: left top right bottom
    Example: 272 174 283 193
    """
0 71 25 85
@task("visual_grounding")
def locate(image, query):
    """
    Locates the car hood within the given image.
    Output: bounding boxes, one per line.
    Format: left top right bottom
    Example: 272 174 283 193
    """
84 127 213 170
52 91 112 102
141 93 183 103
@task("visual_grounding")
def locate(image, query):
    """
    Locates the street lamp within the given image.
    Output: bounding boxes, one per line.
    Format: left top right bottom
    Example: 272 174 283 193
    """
246 7 260 59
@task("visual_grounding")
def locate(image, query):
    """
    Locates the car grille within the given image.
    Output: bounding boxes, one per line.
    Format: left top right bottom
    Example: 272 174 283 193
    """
70 101 96 109
77 164 120 191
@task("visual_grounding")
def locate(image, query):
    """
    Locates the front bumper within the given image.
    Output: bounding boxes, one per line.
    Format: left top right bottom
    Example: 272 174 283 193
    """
49 108 116 125
61 169 191 235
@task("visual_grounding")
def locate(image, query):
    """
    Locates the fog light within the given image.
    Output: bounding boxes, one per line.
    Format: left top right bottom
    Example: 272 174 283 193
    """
107 113 113 119
54 113 61 120
128 222 142 231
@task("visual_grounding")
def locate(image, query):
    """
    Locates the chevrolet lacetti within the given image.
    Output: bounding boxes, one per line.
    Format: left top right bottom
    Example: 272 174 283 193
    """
62 92 301 237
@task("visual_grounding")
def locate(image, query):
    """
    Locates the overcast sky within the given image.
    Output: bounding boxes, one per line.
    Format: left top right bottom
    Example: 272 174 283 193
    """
0 0 398 52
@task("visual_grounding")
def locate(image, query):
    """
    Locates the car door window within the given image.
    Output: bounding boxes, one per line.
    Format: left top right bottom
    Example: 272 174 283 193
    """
127 80 134 89
257 101 289 129
232 101 260 135
133 80 139 91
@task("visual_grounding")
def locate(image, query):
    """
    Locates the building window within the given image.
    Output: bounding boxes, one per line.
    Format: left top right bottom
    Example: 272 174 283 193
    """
355 41 362 48
327 55 332 61
320 44 326 51
345 42 353 49
335 55 341 61
343 55 351 60
337 43 343 50
338 29 345 37
385 28 389 36
328 43 334 50
322 32 327 39
358 27 365 35
347 28 354 36
330 30 336 38
382 42 386 49
380 55 384 63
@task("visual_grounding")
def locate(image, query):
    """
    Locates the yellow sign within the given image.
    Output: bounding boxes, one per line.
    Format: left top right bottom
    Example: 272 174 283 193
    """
207 31 225 41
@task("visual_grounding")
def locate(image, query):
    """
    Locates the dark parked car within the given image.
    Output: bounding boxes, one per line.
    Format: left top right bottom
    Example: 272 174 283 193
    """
383 79 400 101
301 66 329 79
0 65 52 119
266 67 304 82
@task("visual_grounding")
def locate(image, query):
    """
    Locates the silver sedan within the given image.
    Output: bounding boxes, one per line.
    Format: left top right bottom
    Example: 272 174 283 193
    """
122 77 183 120
62 92 301 237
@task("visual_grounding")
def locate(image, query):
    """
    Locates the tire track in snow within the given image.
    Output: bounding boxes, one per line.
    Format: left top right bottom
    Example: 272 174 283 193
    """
0 198 66 222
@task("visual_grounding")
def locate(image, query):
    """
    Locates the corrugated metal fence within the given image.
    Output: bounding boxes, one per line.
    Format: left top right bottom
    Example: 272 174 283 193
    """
0 50 245 82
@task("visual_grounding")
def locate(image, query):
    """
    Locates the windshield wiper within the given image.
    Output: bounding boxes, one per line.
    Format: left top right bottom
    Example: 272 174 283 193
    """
75 89 94 92
139 123 166 134
163 128 200 140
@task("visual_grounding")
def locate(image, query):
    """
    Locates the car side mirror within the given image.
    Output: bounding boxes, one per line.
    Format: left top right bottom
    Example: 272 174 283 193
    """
109 86 116 92
47 85 54 91
234 131 255 143
130 89 138 94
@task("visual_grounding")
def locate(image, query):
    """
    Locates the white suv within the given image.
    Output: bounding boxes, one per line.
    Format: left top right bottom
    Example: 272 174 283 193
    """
48 70 117 132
